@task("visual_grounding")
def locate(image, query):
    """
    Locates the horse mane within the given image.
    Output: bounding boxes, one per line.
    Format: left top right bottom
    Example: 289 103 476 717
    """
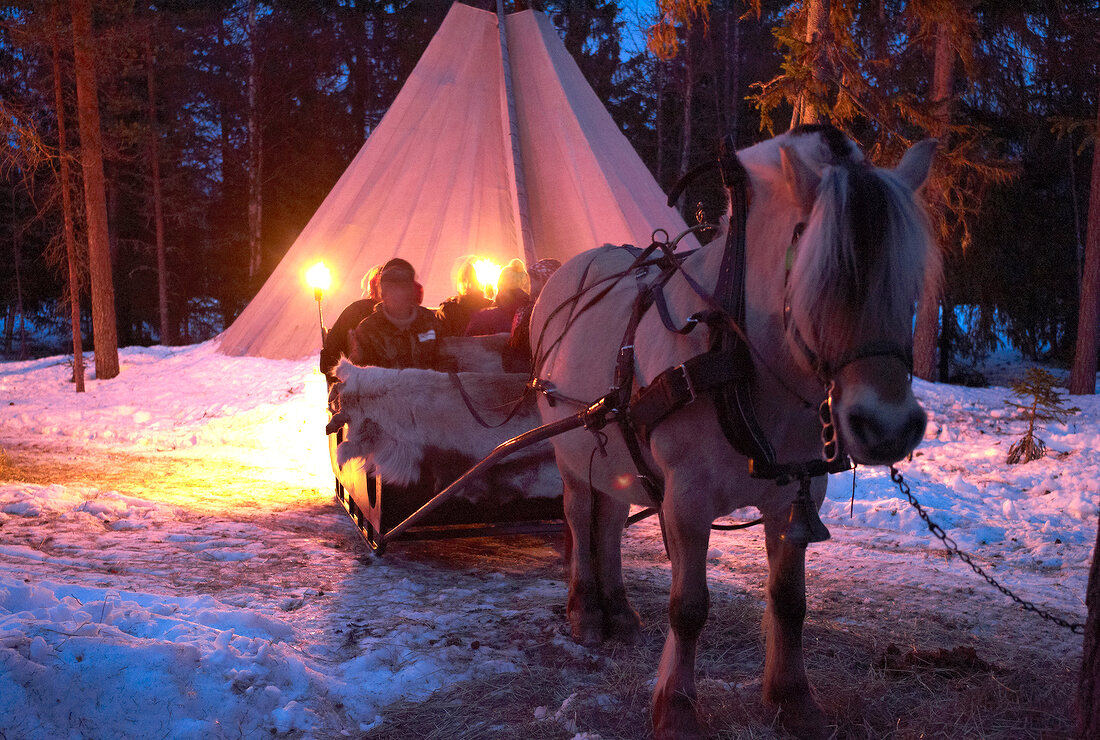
781 126 939 367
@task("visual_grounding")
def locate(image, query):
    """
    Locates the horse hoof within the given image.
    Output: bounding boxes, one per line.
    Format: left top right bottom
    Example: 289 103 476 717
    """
652 690 702 740
570 622 603 646
775 698 828 740
603 607 642 644
567 606 603 645
568 585 604 645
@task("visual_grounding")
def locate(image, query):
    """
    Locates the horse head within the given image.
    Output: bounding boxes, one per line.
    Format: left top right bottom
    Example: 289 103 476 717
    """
778 127 939 466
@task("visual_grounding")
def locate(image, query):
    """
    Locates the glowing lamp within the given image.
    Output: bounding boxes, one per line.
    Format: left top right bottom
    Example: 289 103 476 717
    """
473 258 502 299
306 261 332 299
306 261 331 343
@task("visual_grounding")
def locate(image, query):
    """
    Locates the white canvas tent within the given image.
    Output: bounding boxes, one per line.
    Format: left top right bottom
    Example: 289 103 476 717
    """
217 2 694 360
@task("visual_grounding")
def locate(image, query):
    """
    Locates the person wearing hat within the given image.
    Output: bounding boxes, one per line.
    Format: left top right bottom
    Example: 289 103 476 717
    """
320 264 383 383
505 258 561 373
348 258 446 370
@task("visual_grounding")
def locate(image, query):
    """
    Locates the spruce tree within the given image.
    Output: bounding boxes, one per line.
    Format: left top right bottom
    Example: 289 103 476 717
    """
1005 367 1079 464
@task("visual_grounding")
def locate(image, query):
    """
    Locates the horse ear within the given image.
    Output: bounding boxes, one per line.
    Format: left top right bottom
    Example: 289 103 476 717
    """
779 145 820 216
894 139 938 191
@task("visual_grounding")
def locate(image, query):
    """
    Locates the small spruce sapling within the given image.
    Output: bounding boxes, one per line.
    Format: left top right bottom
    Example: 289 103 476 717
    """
1005 367 1080 464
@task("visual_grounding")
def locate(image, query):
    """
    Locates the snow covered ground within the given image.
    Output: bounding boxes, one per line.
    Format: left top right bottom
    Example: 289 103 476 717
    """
0 341 1094 738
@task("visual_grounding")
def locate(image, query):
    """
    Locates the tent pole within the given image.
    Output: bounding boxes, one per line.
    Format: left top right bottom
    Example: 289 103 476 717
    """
496 0 537 267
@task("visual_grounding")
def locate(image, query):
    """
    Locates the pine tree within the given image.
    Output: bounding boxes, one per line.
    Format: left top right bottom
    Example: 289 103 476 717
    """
71 0 119 378
1004 367 1079 464
1069 89 1100 395
50 3 85 390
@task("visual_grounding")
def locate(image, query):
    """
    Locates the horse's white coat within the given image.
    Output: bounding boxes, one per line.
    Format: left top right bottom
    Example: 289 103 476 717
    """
530 128 939 739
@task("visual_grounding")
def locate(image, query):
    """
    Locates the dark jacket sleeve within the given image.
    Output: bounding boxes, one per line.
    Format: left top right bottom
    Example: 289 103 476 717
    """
320 300 376 376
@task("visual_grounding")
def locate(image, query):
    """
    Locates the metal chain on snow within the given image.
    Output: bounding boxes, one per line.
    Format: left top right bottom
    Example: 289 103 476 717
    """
889 466 1084 635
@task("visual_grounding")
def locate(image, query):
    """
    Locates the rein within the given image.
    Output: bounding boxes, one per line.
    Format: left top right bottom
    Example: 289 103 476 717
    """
447 372 531 430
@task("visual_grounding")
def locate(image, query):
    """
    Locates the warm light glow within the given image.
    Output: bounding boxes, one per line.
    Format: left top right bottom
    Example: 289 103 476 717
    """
305 263 330 296
614 473 635 490
306 262 332 293
473 258 502 299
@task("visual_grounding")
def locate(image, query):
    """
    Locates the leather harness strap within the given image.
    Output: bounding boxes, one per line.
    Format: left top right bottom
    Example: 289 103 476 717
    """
631 348 737 441
535 132 894 511
708 137 779 469
628 137 782 477
606 135 860 508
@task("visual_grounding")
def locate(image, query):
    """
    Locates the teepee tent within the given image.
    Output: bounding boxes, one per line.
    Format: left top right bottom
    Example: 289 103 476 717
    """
217 2 693 360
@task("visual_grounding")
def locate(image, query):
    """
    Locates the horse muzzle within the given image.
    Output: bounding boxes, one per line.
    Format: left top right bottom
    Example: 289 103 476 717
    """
830 358 926 466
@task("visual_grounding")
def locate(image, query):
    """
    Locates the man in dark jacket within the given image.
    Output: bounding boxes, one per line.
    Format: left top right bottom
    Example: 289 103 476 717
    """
320 265 381 382
349 258 446 370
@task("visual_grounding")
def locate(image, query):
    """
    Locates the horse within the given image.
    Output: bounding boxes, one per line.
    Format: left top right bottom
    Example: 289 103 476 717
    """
529 125 939 739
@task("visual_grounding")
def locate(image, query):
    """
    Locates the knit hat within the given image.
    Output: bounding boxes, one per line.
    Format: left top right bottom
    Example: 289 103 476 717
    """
378 258 416 284
528 258 561 283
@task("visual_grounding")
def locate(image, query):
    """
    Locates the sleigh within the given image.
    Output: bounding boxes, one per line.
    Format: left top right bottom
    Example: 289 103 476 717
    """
326 335 567 554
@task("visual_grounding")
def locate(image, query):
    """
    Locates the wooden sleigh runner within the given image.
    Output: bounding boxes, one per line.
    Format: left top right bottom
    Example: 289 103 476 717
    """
325 336 566 554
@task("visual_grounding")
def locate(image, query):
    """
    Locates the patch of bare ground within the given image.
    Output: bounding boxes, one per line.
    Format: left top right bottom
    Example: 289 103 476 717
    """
369 605 1073 739
2 438 1079 738
363 533 1077 739
360 539 1076 739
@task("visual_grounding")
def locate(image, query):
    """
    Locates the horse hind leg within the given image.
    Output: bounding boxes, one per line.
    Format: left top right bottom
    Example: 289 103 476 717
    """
562 472 603 645
592 489 641 643
762 518 828 739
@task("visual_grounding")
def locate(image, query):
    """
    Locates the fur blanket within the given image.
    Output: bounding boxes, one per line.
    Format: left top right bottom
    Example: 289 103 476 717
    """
440 334 509 373
331 362 560 501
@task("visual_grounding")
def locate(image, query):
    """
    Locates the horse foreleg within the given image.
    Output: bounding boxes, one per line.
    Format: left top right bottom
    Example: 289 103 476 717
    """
593 491 640 642
652 504 710 740
563 474 602 645
762 519 827 739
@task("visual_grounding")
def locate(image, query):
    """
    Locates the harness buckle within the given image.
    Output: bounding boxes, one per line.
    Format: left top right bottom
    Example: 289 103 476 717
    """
529 377 558 407
674 363 697 404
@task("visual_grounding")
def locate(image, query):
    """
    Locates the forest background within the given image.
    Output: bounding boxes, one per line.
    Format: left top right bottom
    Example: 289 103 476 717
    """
1 0 1098 387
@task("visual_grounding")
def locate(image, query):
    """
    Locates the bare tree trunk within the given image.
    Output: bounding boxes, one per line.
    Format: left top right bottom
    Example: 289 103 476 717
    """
1079 513 1100 737
676 24 696 211
218 19 231 185
725 2 742 142
11 183 28 360
144 23 171 346
2 304 12 356
246 0 263 286
1069 94 1100 395
52 6 85 391
792 0 827 128
656 57 665 186
938 292 954 381
912 20 952 381
215 17 235 331
105 159 129 345
71 0 119 379
1071 139 1084 290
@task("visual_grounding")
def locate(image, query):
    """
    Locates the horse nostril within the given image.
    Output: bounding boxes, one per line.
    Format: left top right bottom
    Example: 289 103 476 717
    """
903 409 927 446
847 409 884 446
